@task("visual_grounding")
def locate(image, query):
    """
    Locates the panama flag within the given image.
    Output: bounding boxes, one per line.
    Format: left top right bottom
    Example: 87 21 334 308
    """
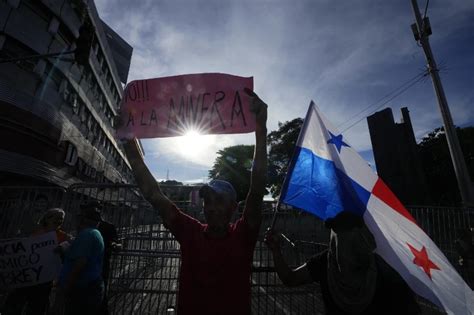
280 101 474 314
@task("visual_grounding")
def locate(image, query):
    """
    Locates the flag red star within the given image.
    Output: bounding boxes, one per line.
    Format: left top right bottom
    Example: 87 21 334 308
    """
407 243 440 279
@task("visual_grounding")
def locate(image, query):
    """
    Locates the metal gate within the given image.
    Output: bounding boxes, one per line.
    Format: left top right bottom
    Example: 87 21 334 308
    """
0 184 473 314
66 184 326 314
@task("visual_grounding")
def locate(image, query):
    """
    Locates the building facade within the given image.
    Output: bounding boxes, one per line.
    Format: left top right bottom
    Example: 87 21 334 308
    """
0 0 133 187
367 107 430 205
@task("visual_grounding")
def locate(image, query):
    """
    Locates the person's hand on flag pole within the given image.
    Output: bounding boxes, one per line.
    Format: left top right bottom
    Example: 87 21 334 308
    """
264 228 282 252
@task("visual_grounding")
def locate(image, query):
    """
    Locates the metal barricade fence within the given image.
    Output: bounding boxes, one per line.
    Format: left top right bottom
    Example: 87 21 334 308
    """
65 184 327 314
0 186 67 239
408 206 474 290
0 184 473 314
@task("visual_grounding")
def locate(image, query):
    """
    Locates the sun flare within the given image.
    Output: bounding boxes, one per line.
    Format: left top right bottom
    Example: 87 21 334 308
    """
176 129 215 157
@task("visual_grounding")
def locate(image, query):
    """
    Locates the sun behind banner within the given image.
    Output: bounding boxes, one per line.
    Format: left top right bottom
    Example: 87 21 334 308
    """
116 73 254 139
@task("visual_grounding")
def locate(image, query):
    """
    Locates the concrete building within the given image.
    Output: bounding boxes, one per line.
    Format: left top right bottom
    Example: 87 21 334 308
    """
0 0 133 187
367 107 430 205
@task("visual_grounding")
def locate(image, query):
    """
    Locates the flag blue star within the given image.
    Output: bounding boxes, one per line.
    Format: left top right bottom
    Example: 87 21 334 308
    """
327 131 350 153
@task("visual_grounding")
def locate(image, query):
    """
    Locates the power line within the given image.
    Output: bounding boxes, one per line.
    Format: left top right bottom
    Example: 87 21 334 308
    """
340 73 429 133
336 70 428 131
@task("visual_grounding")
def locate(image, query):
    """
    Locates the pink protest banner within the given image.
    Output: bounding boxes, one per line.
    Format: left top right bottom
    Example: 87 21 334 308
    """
117 73 254 139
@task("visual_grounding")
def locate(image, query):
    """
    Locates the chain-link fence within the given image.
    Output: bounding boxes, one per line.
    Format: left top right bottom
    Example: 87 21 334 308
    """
0 184 472 314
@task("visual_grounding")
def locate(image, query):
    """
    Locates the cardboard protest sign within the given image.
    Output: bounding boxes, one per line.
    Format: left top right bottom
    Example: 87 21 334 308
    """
117 73 254 139
0 232 61 289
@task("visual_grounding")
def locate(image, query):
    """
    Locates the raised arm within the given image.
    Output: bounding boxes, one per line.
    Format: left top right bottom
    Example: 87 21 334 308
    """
123 139 178 227
242 89 267 230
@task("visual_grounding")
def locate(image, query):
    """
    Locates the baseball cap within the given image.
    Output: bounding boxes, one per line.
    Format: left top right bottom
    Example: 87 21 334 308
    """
199 180 237 202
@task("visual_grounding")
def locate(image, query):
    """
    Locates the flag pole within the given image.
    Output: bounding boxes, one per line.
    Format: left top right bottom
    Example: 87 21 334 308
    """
269 199 280 230
269 101 315 230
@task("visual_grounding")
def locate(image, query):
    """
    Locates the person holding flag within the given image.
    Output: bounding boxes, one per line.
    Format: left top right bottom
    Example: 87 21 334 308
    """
265 212 420 314
266 101 473 315
121 88 267 315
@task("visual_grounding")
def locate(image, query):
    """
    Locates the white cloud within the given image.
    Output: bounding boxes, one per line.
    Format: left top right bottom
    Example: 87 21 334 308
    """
95 0 474 180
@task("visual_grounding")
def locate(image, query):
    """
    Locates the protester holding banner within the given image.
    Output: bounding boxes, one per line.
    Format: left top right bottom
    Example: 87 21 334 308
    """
265 212 420 315
36 208 71 245
2 208 69 315
57 204 104 315
121 87 267 315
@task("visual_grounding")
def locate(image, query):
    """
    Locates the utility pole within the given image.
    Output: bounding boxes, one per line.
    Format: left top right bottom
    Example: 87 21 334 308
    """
410 0 474 206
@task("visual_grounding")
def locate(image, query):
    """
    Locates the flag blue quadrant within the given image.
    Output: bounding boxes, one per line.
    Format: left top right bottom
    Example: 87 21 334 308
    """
281 146 371 220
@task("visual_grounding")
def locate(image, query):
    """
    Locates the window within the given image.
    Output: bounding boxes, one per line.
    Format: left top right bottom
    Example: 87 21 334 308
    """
80 105 87 123
87 113 92 129
98 96 104 110
96 131 102 145
93 40 100 55
64 142 78 166
60 80 69 100
71 94 79 114
102 133 107 148
97 52 104 65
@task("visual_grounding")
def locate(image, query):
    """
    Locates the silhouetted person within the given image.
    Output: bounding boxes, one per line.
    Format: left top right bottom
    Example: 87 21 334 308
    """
92 203 122 315
121 89 267 315
2 208 71 315
265 212 420 315
58 204 104 315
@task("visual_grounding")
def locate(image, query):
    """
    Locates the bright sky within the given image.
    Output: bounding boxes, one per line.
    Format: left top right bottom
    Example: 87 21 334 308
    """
96 0 474 183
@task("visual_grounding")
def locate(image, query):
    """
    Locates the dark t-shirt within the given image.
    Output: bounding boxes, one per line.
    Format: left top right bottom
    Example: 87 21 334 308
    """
169 207 259 315
307 251 421 315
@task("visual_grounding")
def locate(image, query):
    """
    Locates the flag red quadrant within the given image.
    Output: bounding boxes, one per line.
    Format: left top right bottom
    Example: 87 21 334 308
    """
116 73 254 139
371 178 417 225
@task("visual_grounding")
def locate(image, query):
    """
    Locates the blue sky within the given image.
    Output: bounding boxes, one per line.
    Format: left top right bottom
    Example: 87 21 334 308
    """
96 0 474 183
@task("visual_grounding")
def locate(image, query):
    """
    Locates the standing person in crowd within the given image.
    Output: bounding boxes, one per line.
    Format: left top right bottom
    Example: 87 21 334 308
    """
121 89 267 315
265 211 421 315
92 202 122 315
456 228 474 268
58 204 104 315
2 208 71 315
455 228 474 288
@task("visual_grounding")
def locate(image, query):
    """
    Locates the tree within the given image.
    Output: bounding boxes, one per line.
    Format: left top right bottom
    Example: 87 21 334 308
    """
160 180 183 186
418 126 474 206
209 145 254 202
209 118 304 200
267 118 303 197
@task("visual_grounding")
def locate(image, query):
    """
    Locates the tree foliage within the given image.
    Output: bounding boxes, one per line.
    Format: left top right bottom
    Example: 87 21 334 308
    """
209 145 254 202
418 126 474 205
160 180 183 186
209 119 304 200
267 118 303 197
